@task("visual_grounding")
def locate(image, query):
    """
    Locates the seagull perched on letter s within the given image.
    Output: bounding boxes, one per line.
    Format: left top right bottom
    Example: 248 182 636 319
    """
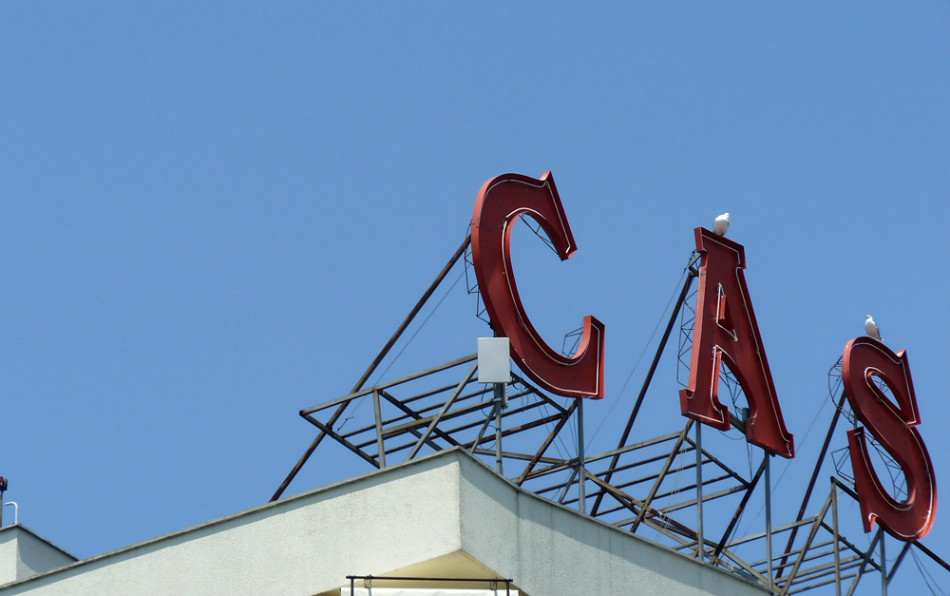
865 314 882 341
713 212 729 236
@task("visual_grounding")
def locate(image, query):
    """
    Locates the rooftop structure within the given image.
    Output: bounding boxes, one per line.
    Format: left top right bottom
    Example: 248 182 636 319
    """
0 449 766 596
1 175 947 595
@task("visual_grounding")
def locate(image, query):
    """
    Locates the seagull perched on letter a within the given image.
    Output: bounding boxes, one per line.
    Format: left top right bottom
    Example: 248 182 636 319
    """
865 315 882 341
713 212 729 236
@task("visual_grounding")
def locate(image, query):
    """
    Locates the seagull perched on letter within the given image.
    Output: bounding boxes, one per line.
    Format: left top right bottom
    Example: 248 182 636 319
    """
713 212 730 236
865 315 882 341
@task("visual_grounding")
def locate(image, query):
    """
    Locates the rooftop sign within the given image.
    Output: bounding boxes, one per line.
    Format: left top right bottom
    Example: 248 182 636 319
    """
469 170 937 541
470 172 604 399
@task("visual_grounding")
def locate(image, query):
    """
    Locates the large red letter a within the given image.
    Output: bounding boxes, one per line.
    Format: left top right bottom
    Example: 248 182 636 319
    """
679 227 794 458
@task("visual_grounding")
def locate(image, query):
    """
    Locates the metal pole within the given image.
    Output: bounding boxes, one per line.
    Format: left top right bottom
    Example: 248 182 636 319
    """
778 391 845 576
3 503 17 526
591 267 697 516
271 235 471 502
353 235 471 393
630 419 693 532
577 398 586 514
880 532 886 596
712 457 766 563
766 454 774 595
372 389 386 468
846 527 883 596
832 479 841 596
494 383 504 474
695 422 704 561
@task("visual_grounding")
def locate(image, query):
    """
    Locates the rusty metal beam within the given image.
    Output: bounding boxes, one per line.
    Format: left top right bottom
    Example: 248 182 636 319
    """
353 235 471 392
712 457 766 563
630 419 693 532
777 390 845 577
301 354 479 417
591 265 697 516
408 363 480 459
514 399 578 486
270 403 348 502
272 237 472 501
777 490 836 596
586 471 698 543
302 414 380 469
377 389 451 457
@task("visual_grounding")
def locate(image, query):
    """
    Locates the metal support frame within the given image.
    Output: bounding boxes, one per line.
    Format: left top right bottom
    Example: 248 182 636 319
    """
696 421 704 561
494 382 504 474
577 398 586 514
288 353 576 486
590 263 698 517
631 420 694 532
270 235 471 502
777 390 846 579
766 455 774 594
273 240 948 595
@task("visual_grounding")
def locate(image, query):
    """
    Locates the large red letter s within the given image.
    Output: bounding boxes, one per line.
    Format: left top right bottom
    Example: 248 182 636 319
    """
470 172 604 399
842 337 937 540
679 227 794 458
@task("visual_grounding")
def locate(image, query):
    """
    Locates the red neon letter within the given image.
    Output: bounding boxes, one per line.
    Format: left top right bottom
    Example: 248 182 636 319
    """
842 337 937 540
679 227 794 458
470 172 604 399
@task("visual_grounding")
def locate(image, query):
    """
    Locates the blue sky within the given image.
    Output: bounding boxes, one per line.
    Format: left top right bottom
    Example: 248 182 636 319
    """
2 3 948 593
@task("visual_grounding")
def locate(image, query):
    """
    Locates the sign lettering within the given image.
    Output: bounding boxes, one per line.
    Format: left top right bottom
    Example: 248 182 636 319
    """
678 227 795 458
470 171 605 398
842 337 937 540
470 171 936 539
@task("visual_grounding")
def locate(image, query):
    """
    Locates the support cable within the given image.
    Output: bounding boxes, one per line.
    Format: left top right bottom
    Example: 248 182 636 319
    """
910 548 944 596
370 267 467 387
270 234 471 502
587 265 690 449
589 257 698 517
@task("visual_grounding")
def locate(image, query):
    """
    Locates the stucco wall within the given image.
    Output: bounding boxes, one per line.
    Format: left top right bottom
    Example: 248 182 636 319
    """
1 450 768 596
456 457 767 596
0 532 16 587
0 456 462 596
0 526 76 587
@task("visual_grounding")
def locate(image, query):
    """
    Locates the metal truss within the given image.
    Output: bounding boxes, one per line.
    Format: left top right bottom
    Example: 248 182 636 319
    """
729 477 950 596
273 237 948 596
295 353 577 481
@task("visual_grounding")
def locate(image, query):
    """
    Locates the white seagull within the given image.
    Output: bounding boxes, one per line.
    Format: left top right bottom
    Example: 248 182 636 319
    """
865 315 882 341
713 212 730 236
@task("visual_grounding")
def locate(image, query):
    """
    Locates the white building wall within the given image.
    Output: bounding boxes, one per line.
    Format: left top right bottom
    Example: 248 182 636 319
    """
0 456 463 596
0 533 15 587
0 526 76 586
0 450 768 596
456 458 765 596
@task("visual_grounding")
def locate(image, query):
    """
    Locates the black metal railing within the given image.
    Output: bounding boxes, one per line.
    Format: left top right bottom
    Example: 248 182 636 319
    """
345 575 514 595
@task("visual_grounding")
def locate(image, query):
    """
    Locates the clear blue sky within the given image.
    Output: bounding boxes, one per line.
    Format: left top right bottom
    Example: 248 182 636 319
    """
2 3 947 593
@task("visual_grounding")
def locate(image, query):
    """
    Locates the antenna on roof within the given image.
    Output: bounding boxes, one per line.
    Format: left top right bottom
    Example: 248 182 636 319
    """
0 476 7 527
3 502 18 526
478 337 510 474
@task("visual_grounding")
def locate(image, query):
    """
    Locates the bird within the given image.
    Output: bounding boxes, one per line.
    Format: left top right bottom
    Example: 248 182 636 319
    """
713 212 730 236
865 314 882 341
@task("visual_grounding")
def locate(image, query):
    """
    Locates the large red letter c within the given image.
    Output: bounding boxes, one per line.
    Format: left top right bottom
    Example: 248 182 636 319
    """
471 172 604 399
